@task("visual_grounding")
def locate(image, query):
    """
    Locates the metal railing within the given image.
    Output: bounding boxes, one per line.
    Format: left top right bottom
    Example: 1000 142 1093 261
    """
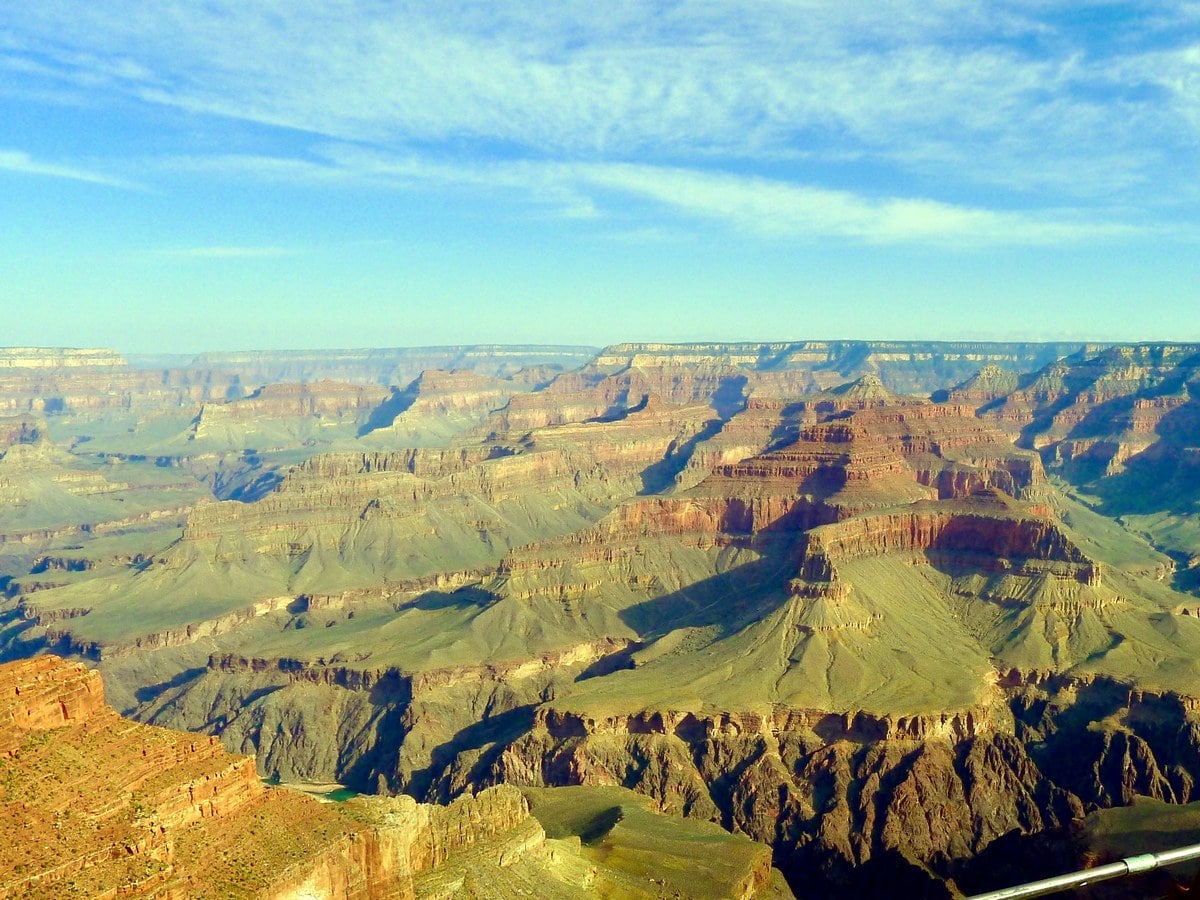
965 843 1200 899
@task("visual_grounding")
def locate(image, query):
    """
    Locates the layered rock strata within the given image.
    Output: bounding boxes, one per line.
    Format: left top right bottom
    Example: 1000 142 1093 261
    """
192 380 390 427
590 381 1044 548
442 671 1200 897
1 655 785 899
593 340 1091 393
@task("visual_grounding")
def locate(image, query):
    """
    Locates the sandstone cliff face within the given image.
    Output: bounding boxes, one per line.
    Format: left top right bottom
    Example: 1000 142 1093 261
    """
359 369 525 445
2 655 274 896
2 655 786 899
142 636 633 792
592 341 1087 395
0 345 594 422
11 343 1200 899
431 672 1200 896
0 653 106 749
11 389 739 688
477 356 753 443
177 445 583 548
185 345 597 386
932 364 1021 407
0 352 238 415
959 345 1200 572
793 497 1098 587
192 381 391 430
0 347 127 368
181 417 676 544
579 388 1042 553
390 369 518 419
0 656 559 899
977 344 1200 450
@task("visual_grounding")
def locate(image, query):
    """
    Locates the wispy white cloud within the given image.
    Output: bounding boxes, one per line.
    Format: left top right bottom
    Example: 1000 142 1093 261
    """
572 163 1133 244
0 148 139 189
6 2 1199 236
6 3 1193 169
166 148 1131 245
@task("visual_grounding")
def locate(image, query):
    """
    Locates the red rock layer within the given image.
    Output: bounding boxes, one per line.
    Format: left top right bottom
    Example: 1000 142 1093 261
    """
979 345 1200 451
488 390 1051 609
793 498 1100 588
622 393 1040 541
0 655 550 899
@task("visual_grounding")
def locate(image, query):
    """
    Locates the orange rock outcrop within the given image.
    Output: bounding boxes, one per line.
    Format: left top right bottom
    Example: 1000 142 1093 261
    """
0 655 552 899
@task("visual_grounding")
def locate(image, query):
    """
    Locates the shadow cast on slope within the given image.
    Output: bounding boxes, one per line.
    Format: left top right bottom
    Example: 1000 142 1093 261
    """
637 416 726 495
133 666 209 705
616 535 801 641
1088 399 1200 517
574 640 644 682
406 703 539 803
710 374 749 419
408 585 497 612
337 672 414 794
357 383 419 436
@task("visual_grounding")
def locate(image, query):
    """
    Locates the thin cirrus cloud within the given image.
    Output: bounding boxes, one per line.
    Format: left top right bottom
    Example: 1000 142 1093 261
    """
3 6 1089 157
569 163 1134 244
5 2 1200 238
172 147 1133 245
0 148 139 190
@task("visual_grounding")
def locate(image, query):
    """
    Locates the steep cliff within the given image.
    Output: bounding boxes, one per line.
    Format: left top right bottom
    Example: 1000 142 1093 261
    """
593 340 1089 393
364 369 523 444
430 671 1200 897
1 655 788 899
967 344 1200 575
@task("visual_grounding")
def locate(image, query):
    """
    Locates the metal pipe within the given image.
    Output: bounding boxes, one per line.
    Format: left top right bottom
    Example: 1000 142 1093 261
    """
964 843 1200 900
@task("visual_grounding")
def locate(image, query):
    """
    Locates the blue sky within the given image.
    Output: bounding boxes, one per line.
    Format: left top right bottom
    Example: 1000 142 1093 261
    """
3 1 1200 352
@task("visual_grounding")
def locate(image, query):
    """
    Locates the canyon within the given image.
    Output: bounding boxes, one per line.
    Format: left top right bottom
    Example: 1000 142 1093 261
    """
2 340 1199 897
1 654 785 898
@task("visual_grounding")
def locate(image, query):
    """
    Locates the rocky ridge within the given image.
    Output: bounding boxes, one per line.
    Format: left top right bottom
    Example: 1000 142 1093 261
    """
0 654 786 899
593 340 1094 393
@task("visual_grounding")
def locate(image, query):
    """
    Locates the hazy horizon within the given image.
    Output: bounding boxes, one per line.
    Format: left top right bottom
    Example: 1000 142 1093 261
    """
4 333 1189 360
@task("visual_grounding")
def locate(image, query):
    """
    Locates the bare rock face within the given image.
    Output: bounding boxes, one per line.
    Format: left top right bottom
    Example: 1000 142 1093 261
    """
2 655 274 895
360 369 526 444
0 347 239 415
933 364 1021 407
192 381 391 427
975 344 1200 456
433 676 1200 896
1 655 787 899
0 656 518 897
592 341 1086 395
0 345 595 423
584 385 1043 548
792 494 1100 595
0 347 128 369
467 708 1074 874
0 653 106 748
185 345 597 386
